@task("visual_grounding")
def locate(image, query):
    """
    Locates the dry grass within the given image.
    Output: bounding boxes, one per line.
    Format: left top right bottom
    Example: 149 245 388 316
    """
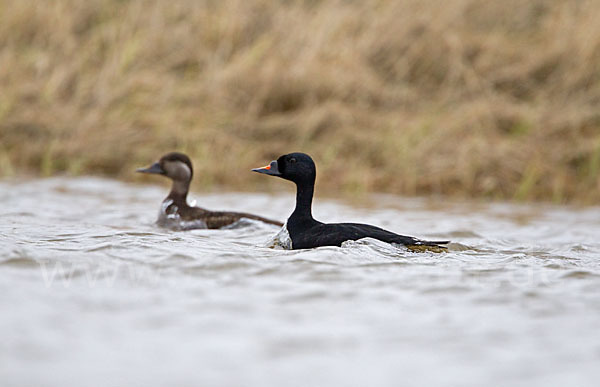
1 0 599 203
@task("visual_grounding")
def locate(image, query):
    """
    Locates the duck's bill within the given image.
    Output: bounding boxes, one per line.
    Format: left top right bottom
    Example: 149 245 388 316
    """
252 160 281 176
136 162 165 175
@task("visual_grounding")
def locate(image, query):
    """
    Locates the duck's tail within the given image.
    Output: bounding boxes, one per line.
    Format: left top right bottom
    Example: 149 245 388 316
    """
406 239 450 253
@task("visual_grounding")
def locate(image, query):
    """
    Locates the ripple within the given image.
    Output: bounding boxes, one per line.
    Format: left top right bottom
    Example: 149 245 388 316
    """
358 261 410 268
0 256 39 268
445 230 482 238
462 268 507 277
562 270 598 279
277 290 331 303
150 253 198 267
446 242 473 251
85 243 118 252
421 285 472 294
182 260 254 272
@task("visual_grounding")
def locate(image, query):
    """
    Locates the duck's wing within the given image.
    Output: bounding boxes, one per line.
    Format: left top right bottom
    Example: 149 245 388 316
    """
301 222 449 250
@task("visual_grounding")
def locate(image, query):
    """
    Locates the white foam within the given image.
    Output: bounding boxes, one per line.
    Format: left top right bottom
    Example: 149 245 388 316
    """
267 222 292 249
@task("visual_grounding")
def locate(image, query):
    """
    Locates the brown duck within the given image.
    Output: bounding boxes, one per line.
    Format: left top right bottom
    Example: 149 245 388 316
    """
137 152 283 230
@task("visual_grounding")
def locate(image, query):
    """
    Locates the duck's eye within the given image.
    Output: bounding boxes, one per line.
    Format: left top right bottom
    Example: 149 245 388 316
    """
289 158 297 164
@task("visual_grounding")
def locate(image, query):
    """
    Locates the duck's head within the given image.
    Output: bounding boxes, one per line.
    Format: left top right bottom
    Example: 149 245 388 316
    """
252 152 316 184
137 152 193 183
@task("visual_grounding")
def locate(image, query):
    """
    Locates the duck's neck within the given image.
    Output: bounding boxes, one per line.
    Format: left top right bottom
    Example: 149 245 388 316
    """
290 180 314 221
167 179 190 206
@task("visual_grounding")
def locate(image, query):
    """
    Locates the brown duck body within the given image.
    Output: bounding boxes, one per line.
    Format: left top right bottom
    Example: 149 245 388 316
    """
159 194 283 230
138 152 283 230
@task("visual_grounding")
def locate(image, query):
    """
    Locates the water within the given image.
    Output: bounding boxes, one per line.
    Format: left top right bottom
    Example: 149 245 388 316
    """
1 177 599 387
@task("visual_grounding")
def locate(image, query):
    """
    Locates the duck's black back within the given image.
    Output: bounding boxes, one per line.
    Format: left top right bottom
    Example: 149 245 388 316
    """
287 221 447 250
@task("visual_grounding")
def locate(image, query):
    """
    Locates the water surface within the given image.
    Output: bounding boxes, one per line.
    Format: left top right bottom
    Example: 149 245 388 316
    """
1 177 599 386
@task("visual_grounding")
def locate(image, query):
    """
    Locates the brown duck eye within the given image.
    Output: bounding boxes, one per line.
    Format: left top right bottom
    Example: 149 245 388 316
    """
290 158 297 164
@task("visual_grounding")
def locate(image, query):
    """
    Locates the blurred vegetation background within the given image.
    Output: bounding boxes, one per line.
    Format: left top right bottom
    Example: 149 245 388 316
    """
1 0 599 203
